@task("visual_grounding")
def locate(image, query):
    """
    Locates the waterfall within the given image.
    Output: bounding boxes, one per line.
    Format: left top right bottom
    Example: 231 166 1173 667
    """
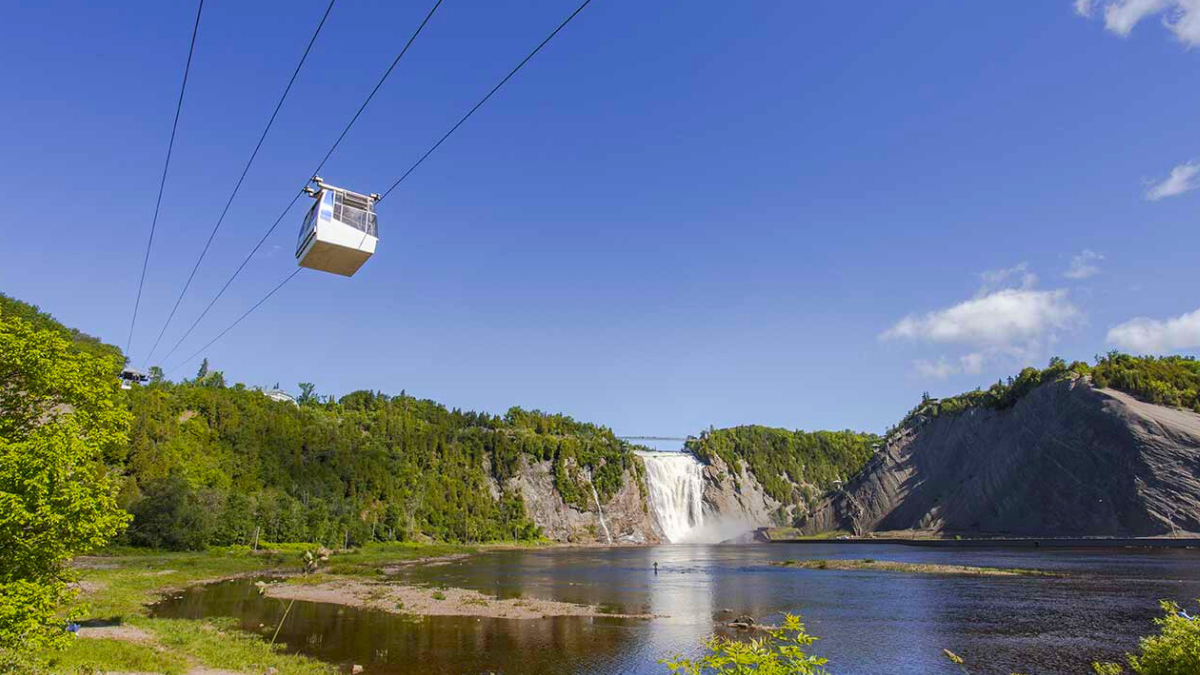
589 482 613 544
636 450 706 543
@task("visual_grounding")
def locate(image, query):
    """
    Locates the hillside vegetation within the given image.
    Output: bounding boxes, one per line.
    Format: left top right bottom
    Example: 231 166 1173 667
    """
0 293 122 363
1091 352 1200 412
898 354 1200 431
686 426 880 508
121 380 639 549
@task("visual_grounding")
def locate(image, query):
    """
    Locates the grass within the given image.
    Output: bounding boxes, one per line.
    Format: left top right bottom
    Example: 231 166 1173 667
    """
40 541 517 674
72 541 496 618
40 636 188 674
323 541 479 576
772 558 1059 577
71 548 288 619
762 528 851 541
143 617 332 675
33 617 337 675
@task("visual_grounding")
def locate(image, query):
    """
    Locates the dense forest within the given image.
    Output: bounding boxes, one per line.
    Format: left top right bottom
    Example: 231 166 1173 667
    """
119 381 650 550
6 290 1198 553
0 293 643 551
686 427 880 509
0 293 121 363
897 354 1200 431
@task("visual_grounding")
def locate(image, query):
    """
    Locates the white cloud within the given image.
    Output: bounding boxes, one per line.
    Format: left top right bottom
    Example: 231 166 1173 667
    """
1107 307 1200 352
913 353 986 380
884 268 1082 379
1077 0 1200 47
1064 249 1105 279
979 262 1037 293
914 358 958 380
960 352 985 374
881 288 1081 347
1146 161 1200 200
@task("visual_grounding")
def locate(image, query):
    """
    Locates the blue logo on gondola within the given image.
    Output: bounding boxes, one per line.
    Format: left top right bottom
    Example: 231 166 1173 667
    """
320 209 331 221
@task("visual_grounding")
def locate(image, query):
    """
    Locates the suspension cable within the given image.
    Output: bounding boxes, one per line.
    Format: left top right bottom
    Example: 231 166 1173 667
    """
125 0 205 359
162 0 597 374
143 0 337 366
380 0 593 201
153 0 445 368
166 269 303 375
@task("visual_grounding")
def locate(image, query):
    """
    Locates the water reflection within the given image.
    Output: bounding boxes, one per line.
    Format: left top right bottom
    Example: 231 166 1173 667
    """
153 544 1200 675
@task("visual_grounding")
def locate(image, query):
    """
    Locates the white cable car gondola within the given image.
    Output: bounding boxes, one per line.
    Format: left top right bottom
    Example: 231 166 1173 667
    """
119 368 149 390
297 176 380 277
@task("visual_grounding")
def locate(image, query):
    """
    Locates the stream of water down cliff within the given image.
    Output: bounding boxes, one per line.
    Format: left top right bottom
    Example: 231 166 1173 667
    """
634 450 706 543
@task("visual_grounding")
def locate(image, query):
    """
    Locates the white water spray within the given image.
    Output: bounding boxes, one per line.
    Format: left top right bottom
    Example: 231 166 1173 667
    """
636 450 707 542
589 482 613 544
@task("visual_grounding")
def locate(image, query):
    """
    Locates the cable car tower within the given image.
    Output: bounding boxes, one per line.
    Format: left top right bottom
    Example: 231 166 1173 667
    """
297 176 379 277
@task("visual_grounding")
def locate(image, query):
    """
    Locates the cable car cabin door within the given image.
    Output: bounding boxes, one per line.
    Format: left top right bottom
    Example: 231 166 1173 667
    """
296 189 377 277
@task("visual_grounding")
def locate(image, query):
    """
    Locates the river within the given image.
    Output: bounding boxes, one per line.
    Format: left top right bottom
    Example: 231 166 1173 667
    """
152 543 1200 674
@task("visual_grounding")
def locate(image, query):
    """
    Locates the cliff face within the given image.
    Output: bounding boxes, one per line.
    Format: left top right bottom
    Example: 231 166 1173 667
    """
501 449 784 544
700 453 784 528
504 455 663 544
799 377 1200 537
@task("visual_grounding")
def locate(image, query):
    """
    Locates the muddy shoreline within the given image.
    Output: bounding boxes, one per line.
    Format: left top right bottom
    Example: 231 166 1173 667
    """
261 577 654 620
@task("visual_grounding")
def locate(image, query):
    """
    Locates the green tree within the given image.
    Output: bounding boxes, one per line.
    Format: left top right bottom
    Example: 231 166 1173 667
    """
128 475 215 551
0 309 131 666
661 614 828 675
148 365 165 385
196 358 209 381
201 370 227 389
1093 600 1200 674
297 382 318 406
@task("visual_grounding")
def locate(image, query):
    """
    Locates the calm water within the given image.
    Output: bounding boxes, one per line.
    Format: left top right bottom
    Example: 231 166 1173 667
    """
151 544 1200 674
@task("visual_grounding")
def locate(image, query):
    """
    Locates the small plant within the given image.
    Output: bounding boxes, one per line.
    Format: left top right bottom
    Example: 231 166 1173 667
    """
943 648 1028 675
431 591 446 601
660 613 827 674
257 548 332 645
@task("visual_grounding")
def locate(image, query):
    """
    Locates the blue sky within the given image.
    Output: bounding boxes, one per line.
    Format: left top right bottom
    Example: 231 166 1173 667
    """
2 0 1198 436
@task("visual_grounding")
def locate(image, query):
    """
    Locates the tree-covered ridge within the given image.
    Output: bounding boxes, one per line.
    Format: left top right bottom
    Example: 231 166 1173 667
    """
686 426 880 510
0 293 123 365
118 378 641 550
1091 353 1200 413
898 353 1200 431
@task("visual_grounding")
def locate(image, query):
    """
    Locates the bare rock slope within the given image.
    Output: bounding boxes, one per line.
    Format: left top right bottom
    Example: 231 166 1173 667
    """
799 377 1200 537
504 455 663 544
701 452 784 528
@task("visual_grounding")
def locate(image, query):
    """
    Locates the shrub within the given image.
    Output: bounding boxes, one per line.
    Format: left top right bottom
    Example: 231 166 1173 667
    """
0 308 130 668
660 613 827 674
1093 600 1200 675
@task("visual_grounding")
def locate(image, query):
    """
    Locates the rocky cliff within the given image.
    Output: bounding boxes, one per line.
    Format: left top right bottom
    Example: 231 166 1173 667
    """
798 376 1200 537
699 453 785 529
502 455 664 544
499 450 784 544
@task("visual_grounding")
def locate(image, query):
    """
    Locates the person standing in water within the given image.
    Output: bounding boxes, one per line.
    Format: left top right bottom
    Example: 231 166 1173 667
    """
653 562 658 574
